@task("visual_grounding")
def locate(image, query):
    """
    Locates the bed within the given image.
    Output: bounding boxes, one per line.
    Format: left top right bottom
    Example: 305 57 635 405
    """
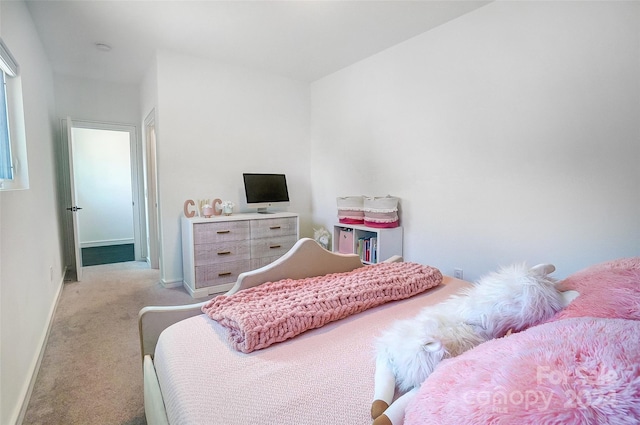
139 239 640 425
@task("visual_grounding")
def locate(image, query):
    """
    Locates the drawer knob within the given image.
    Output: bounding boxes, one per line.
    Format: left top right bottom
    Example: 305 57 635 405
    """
217 251 231 255
218 272 232 277
270 245 281 249
269 226 281 230
217 230 231 234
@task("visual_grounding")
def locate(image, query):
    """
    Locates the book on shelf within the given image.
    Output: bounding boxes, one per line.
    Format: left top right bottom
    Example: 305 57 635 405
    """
357 236 377 264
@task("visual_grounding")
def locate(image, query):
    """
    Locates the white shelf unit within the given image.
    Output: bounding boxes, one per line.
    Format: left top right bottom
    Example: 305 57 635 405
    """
332 223 403 264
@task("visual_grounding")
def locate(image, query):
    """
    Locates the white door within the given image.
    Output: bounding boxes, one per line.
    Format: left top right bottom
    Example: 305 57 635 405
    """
66 117 83 281
63 119 141 279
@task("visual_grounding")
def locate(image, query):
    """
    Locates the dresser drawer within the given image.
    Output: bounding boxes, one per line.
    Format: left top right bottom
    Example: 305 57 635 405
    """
250 217 297 239
194 221 250 244
182 213 298 297
195 259 251 289
194 240 251 266
251 235 297 259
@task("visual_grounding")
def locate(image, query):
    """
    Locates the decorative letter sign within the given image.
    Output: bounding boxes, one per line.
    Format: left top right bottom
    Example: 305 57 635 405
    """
184 198 223 217
183 199 196 218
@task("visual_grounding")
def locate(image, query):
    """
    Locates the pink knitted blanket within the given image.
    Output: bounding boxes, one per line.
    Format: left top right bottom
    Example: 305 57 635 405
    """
202 262 443 353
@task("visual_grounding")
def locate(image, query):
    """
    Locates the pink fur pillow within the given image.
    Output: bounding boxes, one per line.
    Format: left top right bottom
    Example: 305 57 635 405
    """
404 317 640 425
552 257 640 321
404 257 640 425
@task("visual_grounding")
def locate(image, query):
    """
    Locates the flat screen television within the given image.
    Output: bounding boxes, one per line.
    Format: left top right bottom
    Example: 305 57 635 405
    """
243 173 290 214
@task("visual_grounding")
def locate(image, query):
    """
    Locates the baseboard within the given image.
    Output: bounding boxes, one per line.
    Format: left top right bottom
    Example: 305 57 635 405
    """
160 278 183 289
183 281 233 299
13 267 66 425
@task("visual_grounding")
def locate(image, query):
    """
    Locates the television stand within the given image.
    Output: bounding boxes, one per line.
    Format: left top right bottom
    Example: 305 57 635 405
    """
257 208 274 214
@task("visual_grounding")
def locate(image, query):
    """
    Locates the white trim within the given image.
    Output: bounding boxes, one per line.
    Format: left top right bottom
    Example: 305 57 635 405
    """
183 281 234 298
14 267 66 425
0 38 19 77
80 238 135 248
143 110 160 270
1 71 29 191
160 278 183 289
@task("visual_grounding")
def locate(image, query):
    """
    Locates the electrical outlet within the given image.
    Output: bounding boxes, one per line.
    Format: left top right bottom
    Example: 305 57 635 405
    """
453 268 463 279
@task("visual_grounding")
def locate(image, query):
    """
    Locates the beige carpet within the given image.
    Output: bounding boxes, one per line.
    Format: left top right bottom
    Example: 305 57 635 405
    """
22 261 209 425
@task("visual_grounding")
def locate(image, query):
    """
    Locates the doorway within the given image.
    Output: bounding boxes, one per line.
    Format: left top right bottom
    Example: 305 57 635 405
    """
62 119 144 280
72 127 135 265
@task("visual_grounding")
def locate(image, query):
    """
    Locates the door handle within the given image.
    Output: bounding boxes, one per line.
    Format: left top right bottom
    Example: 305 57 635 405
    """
66 206 83 212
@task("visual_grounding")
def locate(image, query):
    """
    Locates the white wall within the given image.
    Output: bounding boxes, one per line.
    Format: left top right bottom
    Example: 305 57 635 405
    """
154 51 311 286
54 75 140 124
310 1 640 281
0 2 64 424
140 56 157 123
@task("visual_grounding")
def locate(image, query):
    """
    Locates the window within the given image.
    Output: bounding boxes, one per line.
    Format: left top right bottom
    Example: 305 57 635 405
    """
0 37 28 190
0 70 13 180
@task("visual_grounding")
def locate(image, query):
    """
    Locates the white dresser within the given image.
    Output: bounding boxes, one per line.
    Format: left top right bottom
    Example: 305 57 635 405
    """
181 212 299 297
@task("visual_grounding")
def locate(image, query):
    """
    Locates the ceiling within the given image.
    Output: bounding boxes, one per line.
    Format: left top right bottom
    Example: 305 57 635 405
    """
24 0 490 84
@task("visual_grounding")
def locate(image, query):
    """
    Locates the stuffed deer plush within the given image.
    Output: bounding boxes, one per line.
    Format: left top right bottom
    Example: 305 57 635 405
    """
371 263 579 425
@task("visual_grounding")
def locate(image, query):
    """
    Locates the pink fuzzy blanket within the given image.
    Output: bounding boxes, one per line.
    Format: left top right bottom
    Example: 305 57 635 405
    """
202 262 442 353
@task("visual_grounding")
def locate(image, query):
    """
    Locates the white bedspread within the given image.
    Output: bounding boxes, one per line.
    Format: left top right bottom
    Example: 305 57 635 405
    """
154 276 470 425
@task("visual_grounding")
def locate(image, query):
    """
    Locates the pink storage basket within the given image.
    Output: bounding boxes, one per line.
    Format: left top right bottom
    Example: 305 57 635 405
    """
363 195 399 228
337 196 365 224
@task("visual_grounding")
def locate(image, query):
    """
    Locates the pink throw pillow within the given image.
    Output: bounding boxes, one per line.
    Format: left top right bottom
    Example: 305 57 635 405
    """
404 317 640 425
551 257 640 322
